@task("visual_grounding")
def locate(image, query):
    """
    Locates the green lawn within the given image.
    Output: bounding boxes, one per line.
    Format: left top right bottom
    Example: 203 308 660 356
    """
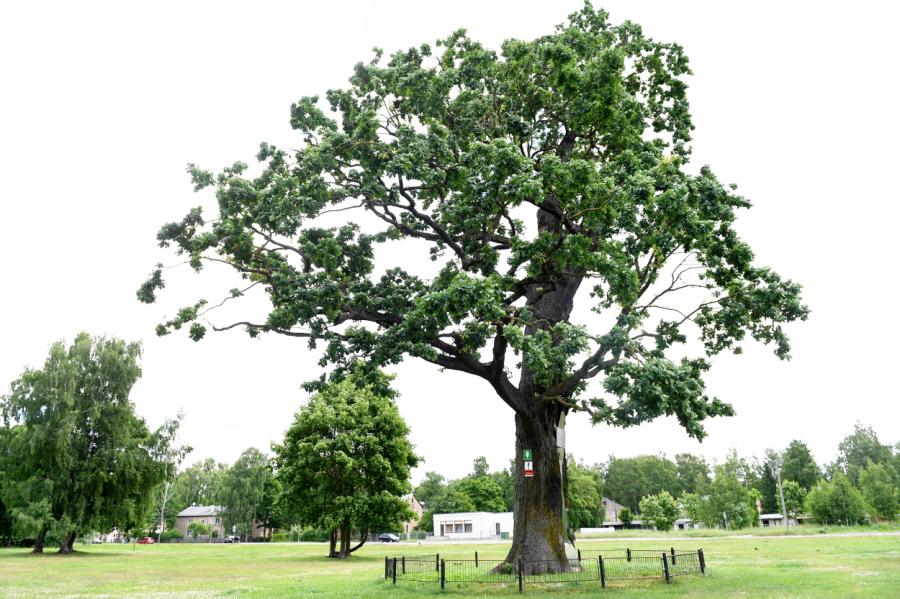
1 534 898 598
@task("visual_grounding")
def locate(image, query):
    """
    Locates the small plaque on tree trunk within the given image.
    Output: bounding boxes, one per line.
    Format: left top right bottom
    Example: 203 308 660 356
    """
523 460 534 477
522 449 532 461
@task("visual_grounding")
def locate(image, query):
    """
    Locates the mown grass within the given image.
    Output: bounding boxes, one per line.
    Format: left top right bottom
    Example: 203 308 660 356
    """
1 534 898 598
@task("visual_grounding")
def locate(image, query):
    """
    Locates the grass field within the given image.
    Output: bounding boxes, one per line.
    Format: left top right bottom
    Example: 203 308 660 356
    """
1 534 898 598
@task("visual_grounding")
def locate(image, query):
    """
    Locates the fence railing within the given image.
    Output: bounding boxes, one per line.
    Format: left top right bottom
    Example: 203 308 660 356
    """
385 548 706 592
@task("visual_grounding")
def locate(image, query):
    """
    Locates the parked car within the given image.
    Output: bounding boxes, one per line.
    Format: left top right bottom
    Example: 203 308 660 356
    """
137 537 155 544
224 535 241 543
378 533 400 543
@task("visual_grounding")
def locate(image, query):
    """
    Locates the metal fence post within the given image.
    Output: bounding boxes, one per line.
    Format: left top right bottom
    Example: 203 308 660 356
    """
517 558 524 593
698 548 706 574
662 553 670 584
384 556 388 579
599 556 606 589
440 558 445 591
436 553 440 572
626 548 631 562
392 557 397 585
402 555 406 575
671 547 676 565
475 550 479 568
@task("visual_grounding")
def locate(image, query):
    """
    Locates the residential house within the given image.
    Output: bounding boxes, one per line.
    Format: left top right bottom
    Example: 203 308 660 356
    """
402 494 424 536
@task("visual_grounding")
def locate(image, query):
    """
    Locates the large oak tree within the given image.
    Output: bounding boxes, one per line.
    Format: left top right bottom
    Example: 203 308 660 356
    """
139 4 806 569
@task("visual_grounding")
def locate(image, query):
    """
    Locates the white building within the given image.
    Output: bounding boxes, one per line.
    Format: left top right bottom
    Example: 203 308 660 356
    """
433 512 513 540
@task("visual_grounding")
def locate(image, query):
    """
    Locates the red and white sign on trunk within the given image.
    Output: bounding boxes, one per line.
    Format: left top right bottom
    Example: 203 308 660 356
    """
523 449 534 477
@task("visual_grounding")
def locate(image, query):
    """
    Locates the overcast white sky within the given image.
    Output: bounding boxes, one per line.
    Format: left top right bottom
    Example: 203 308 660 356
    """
1 1 898 483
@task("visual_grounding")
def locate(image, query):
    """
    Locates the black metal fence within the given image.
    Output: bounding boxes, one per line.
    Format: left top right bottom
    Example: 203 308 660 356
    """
385 548 706 592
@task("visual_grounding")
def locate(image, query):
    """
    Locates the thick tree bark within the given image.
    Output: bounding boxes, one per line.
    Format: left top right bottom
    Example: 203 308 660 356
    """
501 204 584 573
57 531 77 554
32 527 47 554
327 528 338 558
502 405 573 573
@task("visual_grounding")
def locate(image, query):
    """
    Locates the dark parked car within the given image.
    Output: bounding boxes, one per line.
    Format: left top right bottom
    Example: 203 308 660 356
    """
378 533 400 543
224 535 241 543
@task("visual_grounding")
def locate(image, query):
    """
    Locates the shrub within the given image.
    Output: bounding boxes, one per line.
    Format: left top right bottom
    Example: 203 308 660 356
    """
300 528 330 542
160 528 183 541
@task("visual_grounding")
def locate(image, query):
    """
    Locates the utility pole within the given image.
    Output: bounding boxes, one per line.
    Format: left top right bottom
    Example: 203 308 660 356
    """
774 457 789 529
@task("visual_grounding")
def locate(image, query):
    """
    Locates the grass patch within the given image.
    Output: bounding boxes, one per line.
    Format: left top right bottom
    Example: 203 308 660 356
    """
1 534 897 597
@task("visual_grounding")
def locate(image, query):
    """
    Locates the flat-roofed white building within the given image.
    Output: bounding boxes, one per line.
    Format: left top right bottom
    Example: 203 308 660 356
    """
433 511 513 540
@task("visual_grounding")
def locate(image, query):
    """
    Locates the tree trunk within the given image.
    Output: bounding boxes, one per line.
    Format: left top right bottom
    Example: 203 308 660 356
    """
32 527 47 554
327 528 338 558
502 200 585 573
336 521 351 558
57 531 77 554
502 405 573 573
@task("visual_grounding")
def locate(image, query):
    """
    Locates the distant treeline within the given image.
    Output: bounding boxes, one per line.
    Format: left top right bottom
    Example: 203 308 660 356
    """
414 422 898 530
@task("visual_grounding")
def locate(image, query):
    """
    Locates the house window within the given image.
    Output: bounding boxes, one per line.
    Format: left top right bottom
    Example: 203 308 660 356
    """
464 523 472 533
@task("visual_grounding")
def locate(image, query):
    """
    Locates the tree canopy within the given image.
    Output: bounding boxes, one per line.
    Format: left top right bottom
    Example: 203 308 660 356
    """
138 2 807 565
0 334 181 553
220 448 272 540
274 371 418 557
604 454 677 511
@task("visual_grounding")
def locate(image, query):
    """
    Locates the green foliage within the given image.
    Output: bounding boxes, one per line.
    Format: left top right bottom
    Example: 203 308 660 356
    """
169 458 229 526
604 455 677 511
781 440 820 491
220 448 272 539
187 521 212 538
160 528 183 541
0 334 183 550
639 491 679 530
453 477 506 513
471 456 490 478
618 506 633 527
567 460 603 529
837 423 893 486
674 453 710 496
781 480 806 519
413 472 446 509
805 473 869 525
707 465 754 529
299 528 330 542
140 2 807 449
418 487 476 533
274 372 418 550
858 462 897 520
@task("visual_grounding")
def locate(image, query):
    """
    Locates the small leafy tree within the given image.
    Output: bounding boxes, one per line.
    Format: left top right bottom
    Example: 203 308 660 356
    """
220 448 271 540
858 462 897 521
454 477 507 513
618 506 633 528
674 453 711 496
187 521 212 538
414 472 446 510
275 371 418 557
781 441 820 491
0 334 181 554
708 467 752 529
639 491 679 531
781 480 806 519
804 473 869 525
567 461 602 529
604 455 677 511
837 423 893 485
139 3 807 566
